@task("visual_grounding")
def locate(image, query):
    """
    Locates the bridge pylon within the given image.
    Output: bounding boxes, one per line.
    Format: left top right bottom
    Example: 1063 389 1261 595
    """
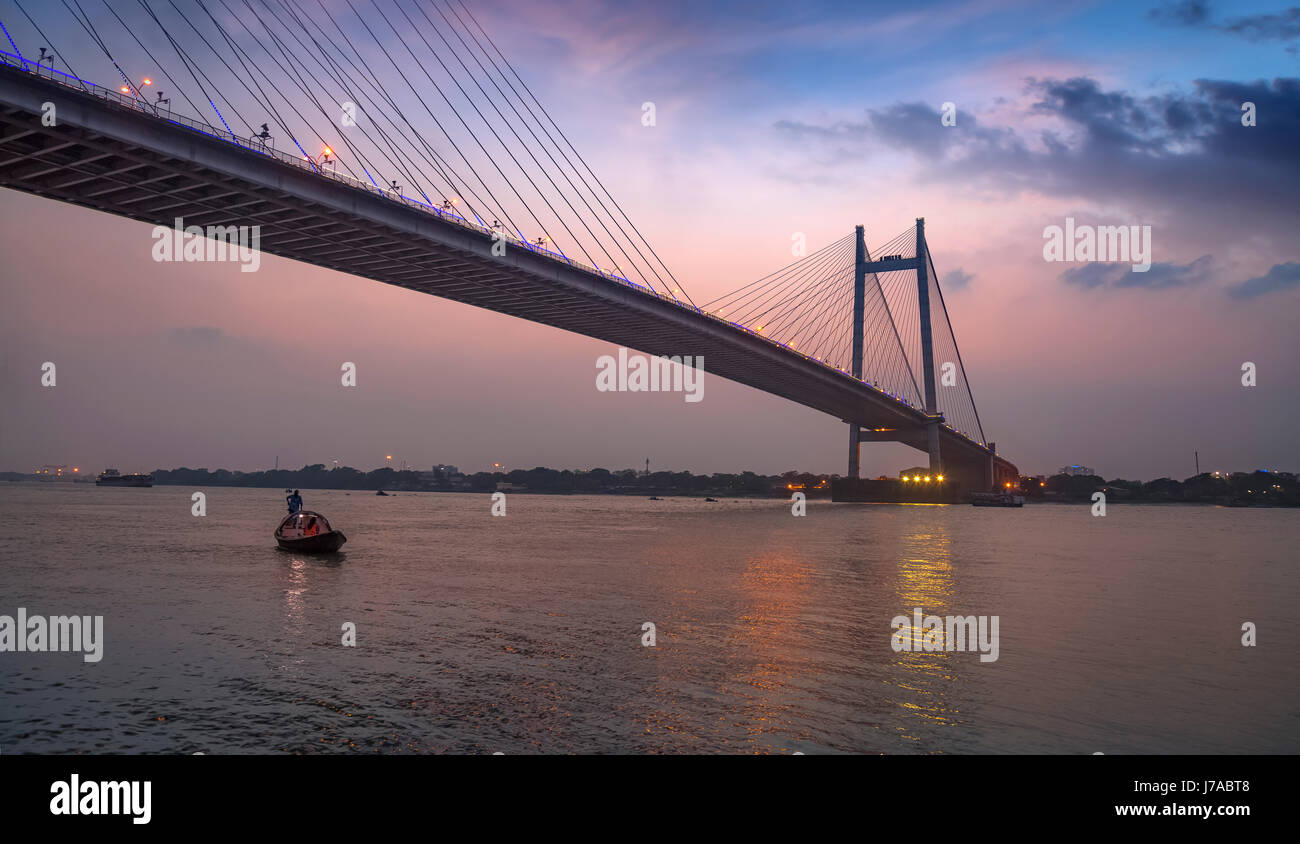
847 218 944 479
915 218 942 473
848 224 866 478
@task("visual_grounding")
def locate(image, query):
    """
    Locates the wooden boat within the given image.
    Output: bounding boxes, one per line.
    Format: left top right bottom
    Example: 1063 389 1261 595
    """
275 510 347 553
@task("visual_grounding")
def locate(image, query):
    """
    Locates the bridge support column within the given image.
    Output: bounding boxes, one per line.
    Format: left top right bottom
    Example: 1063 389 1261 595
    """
986 442 996 491
848 224 866 478
916 218 942 473
848 426 860 479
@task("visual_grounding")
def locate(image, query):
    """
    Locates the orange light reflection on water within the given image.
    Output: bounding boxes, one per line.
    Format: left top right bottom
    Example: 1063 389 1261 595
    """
728 549 815 752
889 522 963 739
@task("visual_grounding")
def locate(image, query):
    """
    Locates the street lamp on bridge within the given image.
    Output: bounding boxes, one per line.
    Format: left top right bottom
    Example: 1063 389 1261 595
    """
119 77 152 100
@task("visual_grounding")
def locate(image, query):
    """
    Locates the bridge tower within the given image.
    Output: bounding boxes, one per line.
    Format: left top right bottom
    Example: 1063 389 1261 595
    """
846 219 943 478
915 218 942 473
848 225 866 479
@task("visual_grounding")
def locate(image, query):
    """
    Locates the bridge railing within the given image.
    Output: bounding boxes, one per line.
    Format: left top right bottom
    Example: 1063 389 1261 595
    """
0 50 988 449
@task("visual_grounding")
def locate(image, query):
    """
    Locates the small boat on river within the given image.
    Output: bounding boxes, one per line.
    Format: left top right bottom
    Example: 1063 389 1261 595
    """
275 510 347 553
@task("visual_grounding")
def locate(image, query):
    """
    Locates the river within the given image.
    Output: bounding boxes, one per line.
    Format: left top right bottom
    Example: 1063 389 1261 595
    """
1 483 1295 754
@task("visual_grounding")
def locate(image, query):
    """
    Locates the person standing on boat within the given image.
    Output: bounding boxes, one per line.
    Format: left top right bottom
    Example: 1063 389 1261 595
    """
286 489 303 514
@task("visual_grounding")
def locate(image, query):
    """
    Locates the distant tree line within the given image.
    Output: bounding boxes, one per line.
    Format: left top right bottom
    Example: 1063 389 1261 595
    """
5 465 1294 504
152 464 411 491
1023 471 1298 506
138 464 835 497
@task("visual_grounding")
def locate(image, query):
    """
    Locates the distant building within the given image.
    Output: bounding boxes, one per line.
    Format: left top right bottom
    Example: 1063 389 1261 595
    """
1058 464 1096 476
420 466 466 486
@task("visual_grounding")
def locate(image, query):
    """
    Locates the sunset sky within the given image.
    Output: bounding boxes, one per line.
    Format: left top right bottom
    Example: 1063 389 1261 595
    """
1 0 1297 480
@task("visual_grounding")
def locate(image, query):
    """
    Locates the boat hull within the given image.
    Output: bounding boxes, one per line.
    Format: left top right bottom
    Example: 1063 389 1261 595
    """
971 493 1024 507
275 531 347 553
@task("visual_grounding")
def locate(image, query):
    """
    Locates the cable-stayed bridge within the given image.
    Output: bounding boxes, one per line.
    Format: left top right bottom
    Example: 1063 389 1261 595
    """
0 1 1017 490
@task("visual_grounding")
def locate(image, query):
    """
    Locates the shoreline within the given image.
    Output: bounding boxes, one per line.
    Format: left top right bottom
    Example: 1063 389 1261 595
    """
5 479 1296 507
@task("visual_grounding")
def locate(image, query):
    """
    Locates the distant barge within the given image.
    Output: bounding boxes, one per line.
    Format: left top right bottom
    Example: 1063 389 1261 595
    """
971 491 1024 507
96 469 153 487
831 477 962 503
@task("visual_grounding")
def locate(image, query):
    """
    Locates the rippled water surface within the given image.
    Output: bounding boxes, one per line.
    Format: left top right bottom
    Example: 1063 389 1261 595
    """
2 483 1296 754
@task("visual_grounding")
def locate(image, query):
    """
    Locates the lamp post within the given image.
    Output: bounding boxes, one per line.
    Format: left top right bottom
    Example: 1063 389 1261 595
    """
119 77 153 102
